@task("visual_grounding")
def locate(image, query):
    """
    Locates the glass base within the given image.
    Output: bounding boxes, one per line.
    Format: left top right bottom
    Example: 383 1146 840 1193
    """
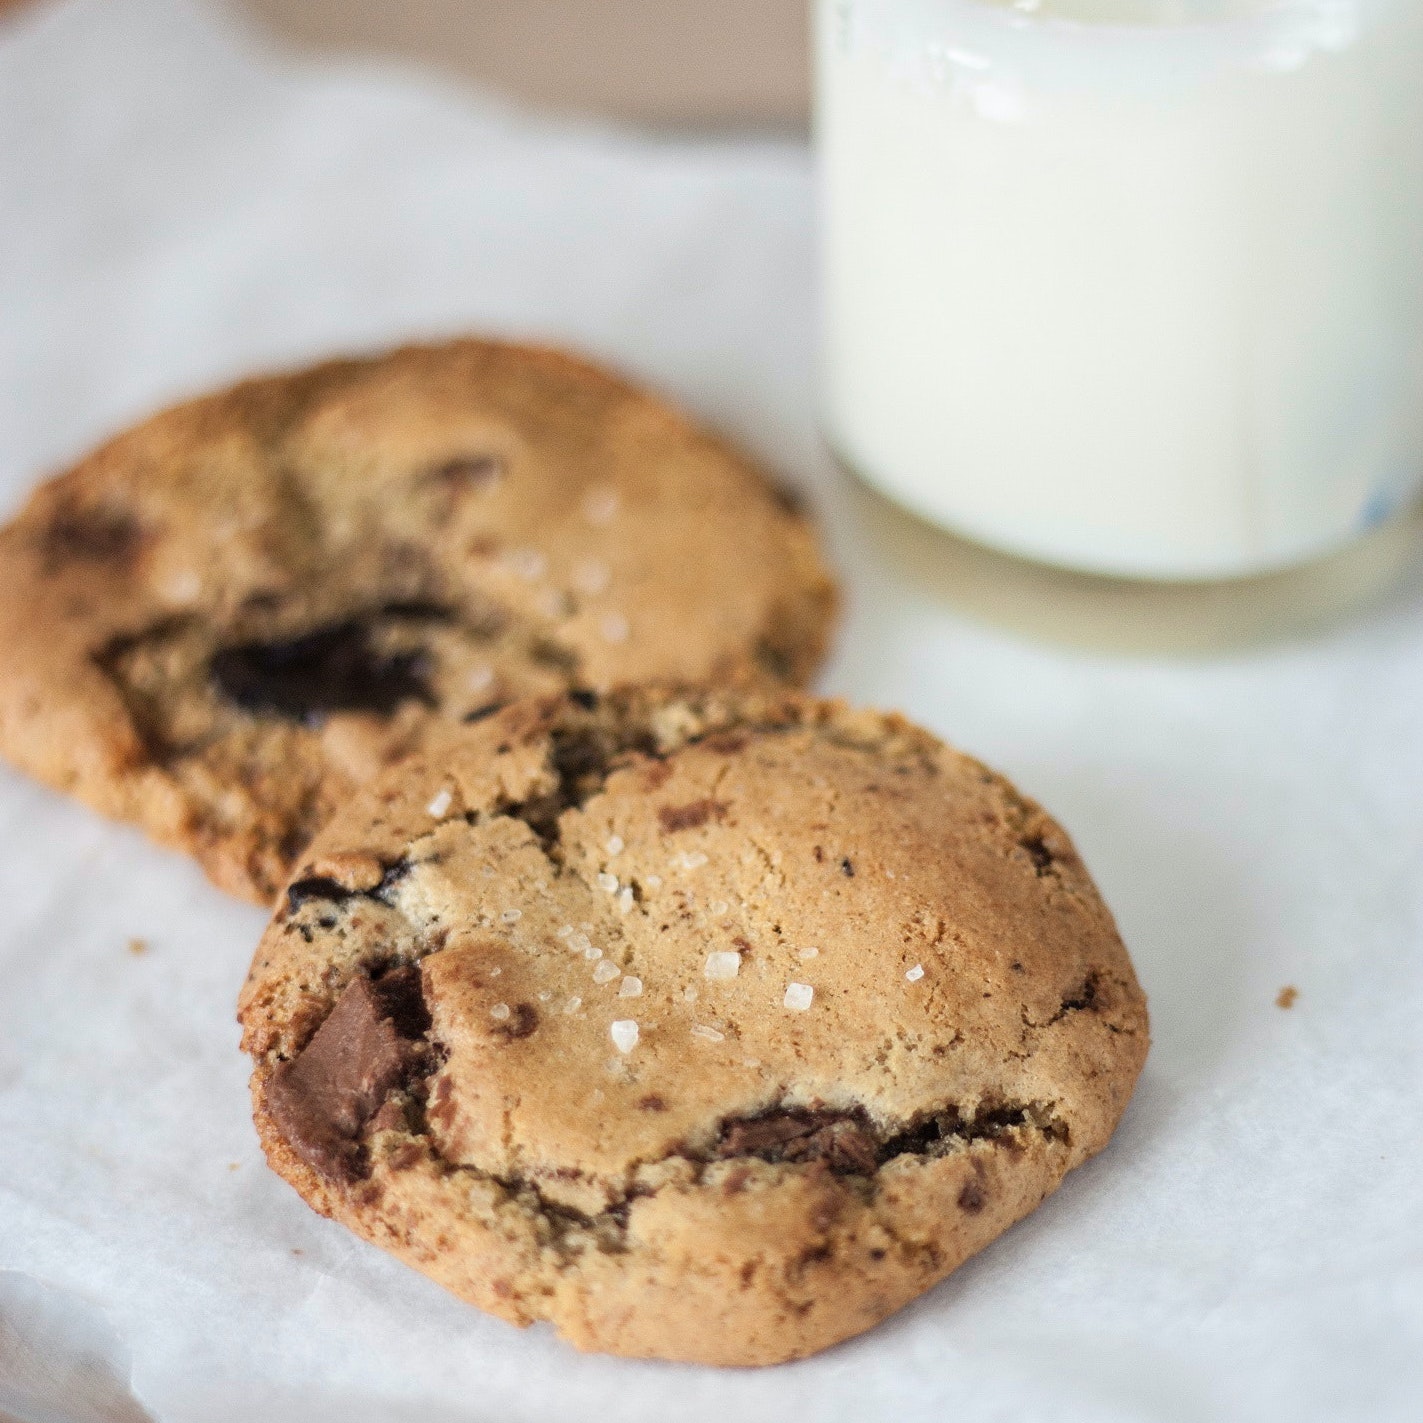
838 456 1423 656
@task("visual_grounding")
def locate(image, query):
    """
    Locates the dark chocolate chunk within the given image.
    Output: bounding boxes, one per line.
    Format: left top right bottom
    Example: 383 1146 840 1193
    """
285 876 357 913
264 966 430 1182
715 1110 881 1177
210 618 435 724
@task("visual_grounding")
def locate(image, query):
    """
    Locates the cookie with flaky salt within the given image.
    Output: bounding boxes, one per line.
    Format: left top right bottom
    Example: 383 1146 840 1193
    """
238 686 1147 1365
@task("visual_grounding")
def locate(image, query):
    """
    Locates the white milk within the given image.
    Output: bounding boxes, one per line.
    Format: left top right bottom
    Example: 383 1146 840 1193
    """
817 0 1423 578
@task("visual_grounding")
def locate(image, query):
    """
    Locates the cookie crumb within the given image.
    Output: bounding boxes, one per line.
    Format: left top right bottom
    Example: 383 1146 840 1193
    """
599 613 630 644
610 1020 639 1054
784 982 814 1012
126 937 148 956
1276 985 1299 1010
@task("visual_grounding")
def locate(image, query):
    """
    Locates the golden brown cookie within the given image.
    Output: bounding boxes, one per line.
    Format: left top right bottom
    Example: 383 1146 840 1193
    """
239 687 1148 1366
0 341 836 902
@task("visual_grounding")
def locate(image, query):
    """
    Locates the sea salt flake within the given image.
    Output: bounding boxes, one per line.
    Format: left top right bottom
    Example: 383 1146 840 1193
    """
564 996 583 1013
605 835 624 856
584 945 603 961
906 964 925 982
619 976 643 998
691 1024 725 1043
467 665 494 692
500 908 522 923
537 990 553 1002
682 986 699 1003
645 874 663 889
679 850 709 870
426 788 452 818
596 872 619 893
784 982 814 1012
610 1020 639 1054
617 886 634 914
592 960 620 984
710 900 729 916
490 1003 511 1021
556 925 574 939
799 946 820 960
569 931 592 953
704 951 741 981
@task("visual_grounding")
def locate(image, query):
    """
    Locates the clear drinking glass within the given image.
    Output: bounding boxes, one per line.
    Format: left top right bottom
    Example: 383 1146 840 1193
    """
816 0 1423 579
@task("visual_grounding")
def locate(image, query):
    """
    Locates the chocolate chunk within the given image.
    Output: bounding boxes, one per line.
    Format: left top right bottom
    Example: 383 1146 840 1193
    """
658 799 728 834
210 617 435 724
715 1110 881 1176
284 859 411 916
264 966 430 1182
286 876 357 913
720 1114 818 1157
796 1121 879 1176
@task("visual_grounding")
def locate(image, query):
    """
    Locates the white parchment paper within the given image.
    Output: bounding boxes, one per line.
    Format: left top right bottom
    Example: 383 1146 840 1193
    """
0 1 1420 1418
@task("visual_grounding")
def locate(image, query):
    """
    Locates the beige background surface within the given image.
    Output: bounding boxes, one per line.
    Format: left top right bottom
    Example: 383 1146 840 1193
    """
238 0 810 126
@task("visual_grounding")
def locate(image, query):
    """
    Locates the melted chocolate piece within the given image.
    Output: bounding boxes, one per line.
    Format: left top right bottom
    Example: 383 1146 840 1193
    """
284 859 411 916
264 967 431 1182
715 1110 881 1177
210 618 435 725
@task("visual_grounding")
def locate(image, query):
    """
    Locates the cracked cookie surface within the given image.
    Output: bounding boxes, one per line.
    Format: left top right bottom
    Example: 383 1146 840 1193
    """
239 687 1148 1365
0 341 836 903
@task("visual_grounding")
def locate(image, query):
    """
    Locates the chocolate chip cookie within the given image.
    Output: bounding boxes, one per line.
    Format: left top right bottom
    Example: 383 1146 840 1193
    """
239 687 1149 1365
0 342 837 902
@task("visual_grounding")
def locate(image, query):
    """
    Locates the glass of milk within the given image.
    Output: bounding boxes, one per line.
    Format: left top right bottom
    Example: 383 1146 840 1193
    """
816 0 1423 579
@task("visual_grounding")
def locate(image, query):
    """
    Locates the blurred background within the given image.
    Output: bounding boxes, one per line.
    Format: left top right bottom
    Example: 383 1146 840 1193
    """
0 0 811 128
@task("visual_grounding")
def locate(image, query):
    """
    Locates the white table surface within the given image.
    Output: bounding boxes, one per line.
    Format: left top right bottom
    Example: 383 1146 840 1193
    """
1 1 1420 1419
